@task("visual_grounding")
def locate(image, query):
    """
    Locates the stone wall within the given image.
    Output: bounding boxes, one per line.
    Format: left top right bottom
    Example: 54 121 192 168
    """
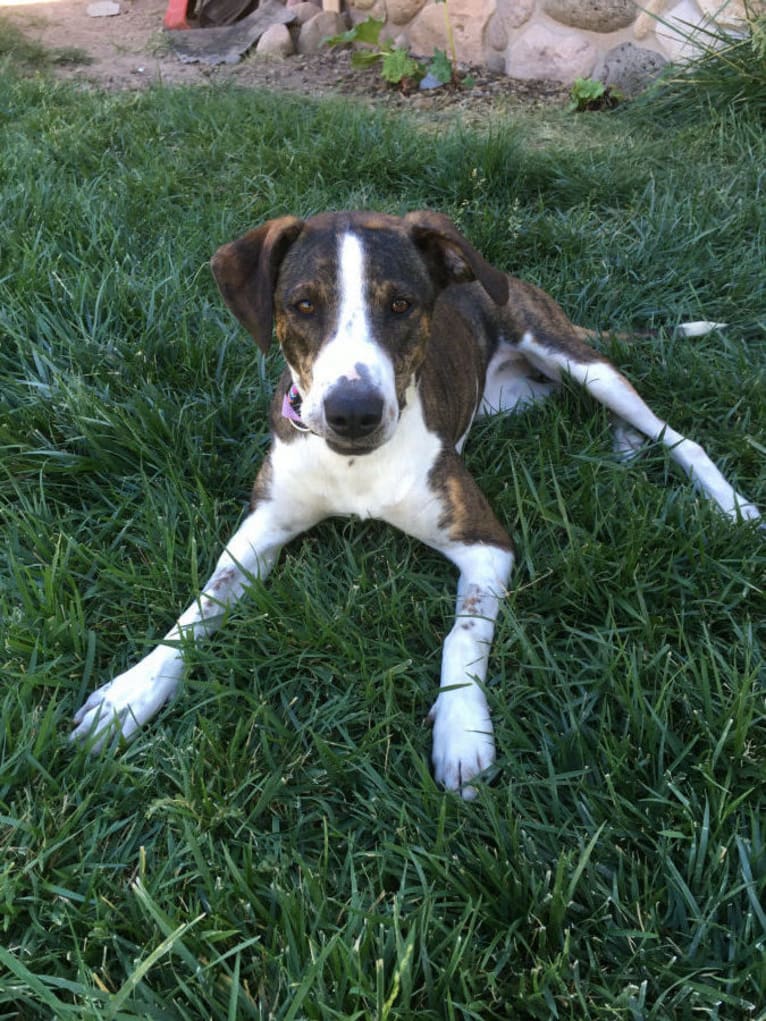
342 0 758 90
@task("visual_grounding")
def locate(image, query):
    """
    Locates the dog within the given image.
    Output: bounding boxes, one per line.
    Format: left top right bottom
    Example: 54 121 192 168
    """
71 210 761 798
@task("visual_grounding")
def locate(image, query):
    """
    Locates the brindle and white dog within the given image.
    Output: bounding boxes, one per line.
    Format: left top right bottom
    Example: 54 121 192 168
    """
71 210 761 798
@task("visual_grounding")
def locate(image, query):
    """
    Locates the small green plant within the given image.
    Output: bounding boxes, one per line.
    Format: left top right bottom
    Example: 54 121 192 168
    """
568 77 623 112
325 17 472 90
379 44 423 86
428 47 454 85
325 18 422 88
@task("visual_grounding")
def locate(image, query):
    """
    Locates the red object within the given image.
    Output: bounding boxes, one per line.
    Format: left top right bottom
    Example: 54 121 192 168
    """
163 0 190 30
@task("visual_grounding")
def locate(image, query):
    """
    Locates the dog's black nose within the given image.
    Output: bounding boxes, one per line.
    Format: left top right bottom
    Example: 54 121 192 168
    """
324 384 384 440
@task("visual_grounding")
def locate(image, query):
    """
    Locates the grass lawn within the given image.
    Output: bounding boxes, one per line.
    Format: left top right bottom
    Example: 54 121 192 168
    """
1 43 765 1020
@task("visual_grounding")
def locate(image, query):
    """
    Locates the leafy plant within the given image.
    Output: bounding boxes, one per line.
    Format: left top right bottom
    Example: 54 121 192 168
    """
427 47 454 85
568 76 623 112
324 16 473 90
380 46 422 86
325 17 424 88
324 14 385 53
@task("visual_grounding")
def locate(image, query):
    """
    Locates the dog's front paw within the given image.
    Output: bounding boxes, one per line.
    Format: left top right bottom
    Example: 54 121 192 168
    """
70 653 181 753
428 691 495 800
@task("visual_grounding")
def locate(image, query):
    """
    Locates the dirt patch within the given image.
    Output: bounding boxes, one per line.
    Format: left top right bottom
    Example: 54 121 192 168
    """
1 0 569 111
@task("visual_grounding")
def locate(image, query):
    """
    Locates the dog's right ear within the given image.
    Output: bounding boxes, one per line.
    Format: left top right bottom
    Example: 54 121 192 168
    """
210 216 304 353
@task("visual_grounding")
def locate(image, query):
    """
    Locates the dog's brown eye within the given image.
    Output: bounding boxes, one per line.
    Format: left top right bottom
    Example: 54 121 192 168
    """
295 299 315 316
391 298 411 315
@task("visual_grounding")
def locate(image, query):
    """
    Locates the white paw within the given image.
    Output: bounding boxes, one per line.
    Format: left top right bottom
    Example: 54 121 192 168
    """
727 495 762 524
428 691 495 800
612 420 645 462
698 482 762 524
70 653 182 753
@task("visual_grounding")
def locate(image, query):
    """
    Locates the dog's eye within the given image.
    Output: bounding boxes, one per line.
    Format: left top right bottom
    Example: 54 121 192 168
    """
391 298 411 315
294 299 315 316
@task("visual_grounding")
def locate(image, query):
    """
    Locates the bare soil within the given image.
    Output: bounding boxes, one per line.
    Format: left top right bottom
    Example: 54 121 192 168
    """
2 0 569 111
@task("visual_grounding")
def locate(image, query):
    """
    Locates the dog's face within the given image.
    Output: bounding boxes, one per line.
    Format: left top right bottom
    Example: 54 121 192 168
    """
211 211 508 454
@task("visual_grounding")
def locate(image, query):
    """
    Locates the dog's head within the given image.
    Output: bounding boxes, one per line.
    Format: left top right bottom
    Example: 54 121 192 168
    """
211 210 509 454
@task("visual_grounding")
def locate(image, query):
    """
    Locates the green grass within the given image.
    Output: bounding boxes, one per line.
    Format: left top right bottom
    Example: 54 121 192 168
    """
0 64 765 1020
0 15 91 71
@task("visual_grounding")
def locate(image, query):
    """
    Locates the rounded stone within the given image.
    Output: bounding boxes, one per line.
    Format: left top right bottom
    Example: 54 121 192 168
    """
542 0 638 32
349 0 386 18
697 0 748 28
406 0 493 64
296 10 346 53
406 4 448 56
289 1 322 22
256 22 295 56
494 0 535 29
486 12 508 51
387 0 427 25
485 48 506 71
595 41 667 95
507 24 598 82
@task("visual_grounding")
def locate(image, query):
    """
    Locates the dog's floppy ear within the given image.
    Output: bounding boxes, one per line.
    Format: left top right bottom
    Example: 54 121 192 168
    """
403 210 509 307
210 216 304 353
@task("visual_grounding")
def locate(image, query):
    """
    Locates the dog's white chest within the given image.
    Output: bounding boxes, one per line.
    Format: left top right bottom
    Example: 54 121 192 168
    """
272 390 442 521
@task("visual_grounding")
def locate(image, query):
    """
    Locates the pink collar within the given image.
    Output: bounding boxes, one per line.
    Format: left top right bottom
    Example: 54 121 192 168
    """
282 383 310 432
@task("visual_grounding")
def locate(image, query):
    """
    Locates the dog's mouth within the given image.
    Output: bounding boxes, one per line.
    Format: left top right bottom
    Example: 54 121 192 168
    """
286 380 398 455
323 432 388 456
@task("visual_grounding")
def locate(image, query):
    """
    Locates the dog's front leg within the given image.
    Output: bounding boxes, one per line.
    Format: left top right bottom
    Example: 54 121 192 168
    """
427 541 514 799
390 458 514 799
71 493 313 752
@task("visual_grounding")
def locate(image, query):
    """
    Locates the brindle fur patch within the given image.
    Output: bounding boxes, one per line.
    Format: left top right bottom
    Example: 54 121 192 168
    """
276 242 342 395
430 452 513 550
503 279 602 362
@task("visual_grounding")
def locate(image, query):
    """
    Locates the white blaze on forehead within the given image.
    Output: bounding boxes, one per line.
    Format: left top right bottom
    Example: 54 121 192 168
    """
337 231 368 374
300 230 398 432
312 231 374 387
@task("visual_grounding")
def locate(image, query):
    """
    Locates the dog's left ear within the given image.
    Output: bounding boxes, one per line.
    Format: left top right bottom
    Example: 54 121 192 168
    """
404 210 509 306
211 216 304 353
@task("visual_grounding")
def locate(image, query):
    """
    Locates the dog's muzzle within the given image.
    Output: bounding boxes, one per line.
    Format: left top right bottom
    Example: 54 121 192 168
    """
323 380 386 449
